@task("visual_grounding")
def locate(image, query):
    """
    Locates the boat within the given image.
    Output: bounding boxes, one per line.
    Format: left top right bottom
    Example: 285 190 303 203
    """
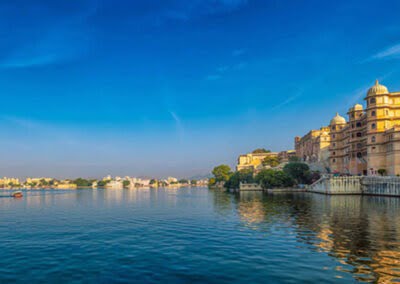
12 191 23 198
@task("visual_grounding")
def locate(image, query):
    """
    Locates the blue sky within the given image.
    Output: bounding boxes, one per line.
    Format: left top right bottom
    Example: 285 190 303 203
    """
1 0 400 179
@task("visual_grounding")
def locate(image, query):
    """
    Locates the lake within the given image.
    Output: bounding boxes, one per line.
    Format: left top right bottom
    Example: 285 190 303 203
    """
0 188 399 283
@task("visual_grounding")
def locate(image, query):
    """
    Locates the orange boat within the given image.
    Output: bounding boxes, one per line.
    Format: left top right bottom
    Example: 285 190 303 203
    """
12 191 23 198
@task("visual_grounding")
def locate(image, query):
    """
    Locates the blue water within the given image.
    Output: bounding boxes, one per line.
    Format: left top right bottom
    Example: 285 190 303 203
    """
0 188 399 283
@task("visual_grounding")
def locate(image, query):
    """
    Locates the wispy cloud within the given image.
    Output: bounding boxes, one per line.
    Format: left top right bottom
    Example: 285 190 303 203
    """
1 26 92 69
345 72 393 105
0 1 96 69
169 111 185 142
1 55 59 69
205 61 247 81
162 0 248 21
370 43 400 60
0 116 88 151
271 89 303 110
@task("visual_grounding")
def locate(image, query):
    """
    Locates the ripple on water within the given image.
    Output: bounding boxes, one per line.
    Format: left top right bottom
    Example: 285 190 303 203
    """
0 189 399 283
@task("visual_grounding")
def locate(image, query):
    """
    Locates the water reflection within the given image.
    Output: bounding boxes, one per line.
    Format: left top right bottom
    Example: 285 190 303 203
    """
1 188 399 282
216 191 400 283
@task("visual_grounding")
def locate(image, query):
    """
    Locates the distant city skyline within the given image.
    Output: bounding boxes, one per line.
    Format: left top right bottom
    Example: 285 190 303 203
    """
1 0 400 178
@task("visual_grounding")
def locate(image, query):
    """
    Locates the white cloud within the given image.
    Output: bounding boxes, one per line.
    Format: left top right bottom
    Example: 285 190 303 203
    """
205 61 247 80
0 2 95 69
371 43 400 60
271 90 303 110
344 72 393 105
169 111 185 142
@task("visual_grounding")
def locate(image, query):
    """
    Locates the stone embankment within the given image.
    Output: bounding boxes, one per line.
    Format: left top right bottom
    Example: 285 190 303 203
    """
308 176 400 197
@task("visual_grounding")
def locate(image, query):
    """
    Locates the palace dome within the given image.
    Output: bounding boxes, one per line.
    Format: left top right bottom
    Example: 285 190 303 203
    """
367 80 389 97
330 113 346 125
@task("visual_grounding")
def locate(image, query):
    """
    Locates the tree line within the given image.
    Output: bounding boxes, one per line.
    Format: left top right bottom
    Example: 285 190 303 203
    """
210 160 320 190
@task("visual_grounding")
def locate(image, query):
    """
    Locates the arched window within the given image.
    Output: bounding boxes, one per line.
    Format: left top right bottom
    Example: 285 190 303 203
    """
356 122 362 128
371 123 376 130
371 111 376 117
371 136 376 143
357 132 362 137
357 152 362 158
333 152 336 155
370 98 376 104
332 159 336 163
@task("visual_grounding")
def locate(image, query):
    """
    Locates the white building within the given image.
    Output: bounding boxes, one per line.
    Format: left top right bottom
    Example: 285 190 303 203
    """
106 180 123 190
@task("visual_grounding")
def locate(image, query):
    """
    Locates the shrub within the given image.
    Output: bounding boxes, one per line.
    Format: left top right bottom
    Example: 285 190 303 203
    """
255 169 294 189
283 162 311 184
224 169 254 189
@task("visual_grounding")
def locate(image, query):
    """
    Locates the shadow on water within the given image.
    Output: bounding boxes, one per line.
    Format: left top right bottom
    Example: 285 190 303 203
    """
213 191 400 283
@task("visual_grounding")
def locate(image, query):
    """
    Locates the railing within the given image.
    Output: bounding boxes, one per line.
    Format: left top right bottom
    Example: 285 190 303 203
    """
307 176 329 194
362 176 400 196
308 175 400 196
308 176 362 195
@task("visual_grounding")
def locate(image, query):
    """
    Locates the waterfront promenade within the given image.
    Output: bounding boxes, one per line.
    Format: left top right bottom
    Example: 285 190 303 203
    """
308 176 400 196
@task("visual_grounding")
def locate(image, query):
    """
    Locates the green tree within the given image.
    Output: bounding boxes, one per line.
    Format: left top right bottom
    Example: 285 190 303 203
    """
208 178 216 186
212 165 232 182
255 169 294 189
262 156 280 167
252 148 271 154
97 180 110 187
289 156 301 162
40 179 49 186
73 178 92 187
283 162 311 184
378 169 387 176
150 179 157 185
190 180 197 185
123 180 131 188
225 169 254 189
179 179 189 184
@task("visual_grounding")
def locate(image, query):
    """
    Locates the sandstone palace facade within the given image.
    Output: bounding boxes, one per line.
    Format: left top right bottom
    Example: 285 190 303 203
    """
296 80 400 176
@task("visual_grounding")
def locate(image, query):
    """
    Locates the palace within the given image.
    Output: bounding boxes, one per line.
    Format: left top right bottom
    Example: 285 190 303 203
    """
296 80 400 176
236 150 296 172
295 126 331 171
237 151 278 171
